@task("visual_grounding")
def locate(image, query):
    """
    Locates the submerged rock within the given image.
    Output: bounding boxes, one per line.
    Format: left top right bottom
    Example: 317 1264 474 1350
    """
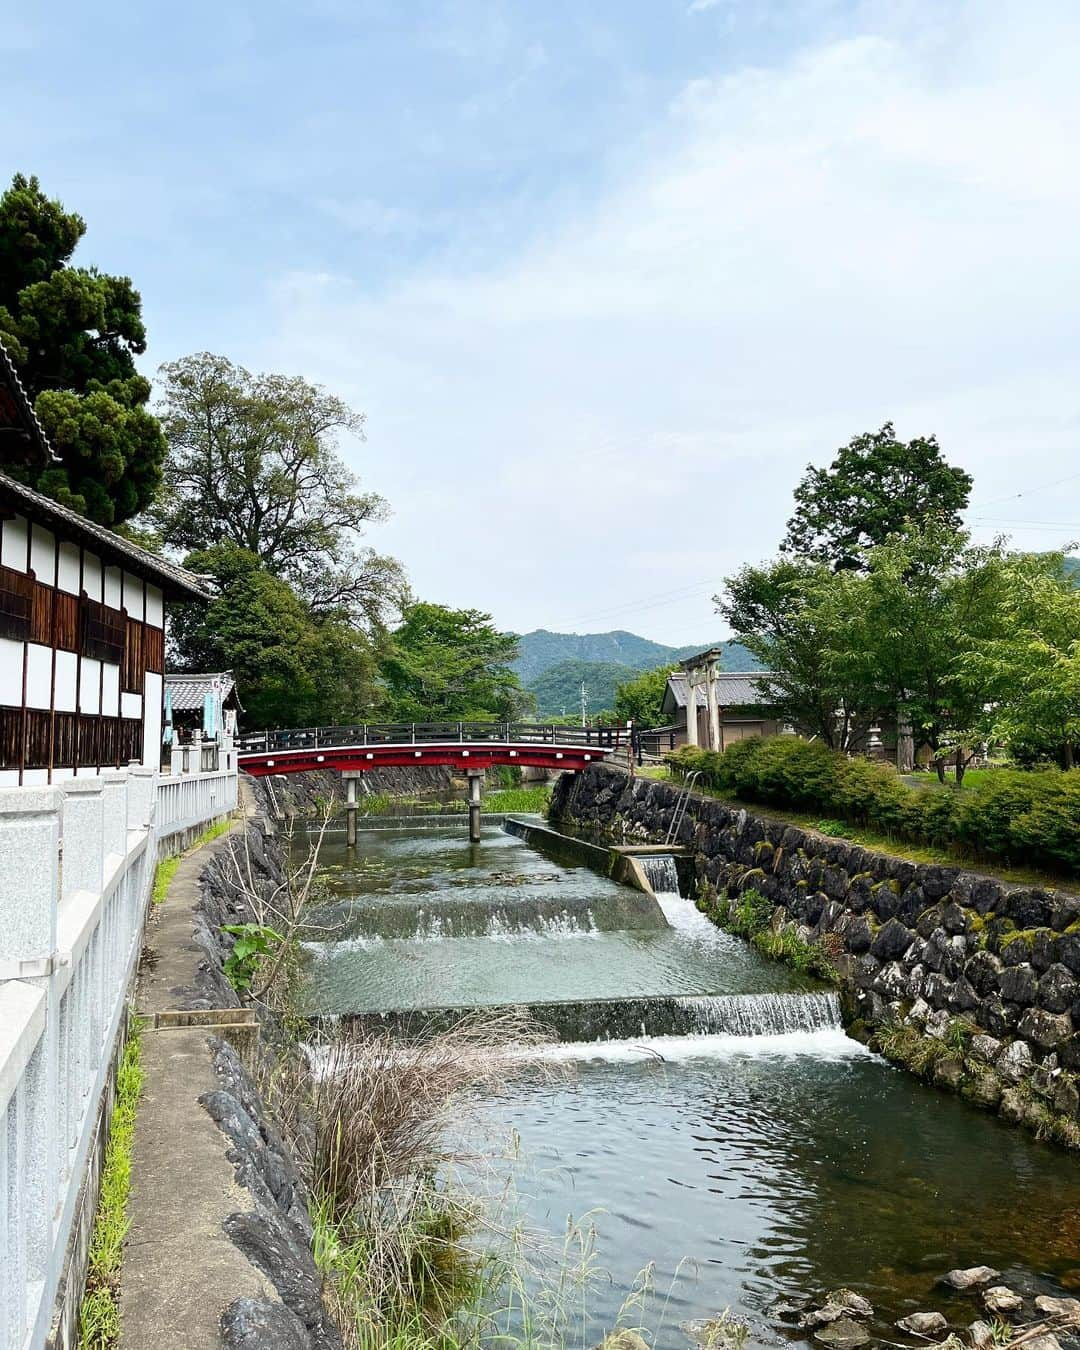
827 1290 875 1319
896 1311 948 1335
814 1318 872 1348
940 1267 1001 1291
801 1305 847 1329
983 1287 1023 1315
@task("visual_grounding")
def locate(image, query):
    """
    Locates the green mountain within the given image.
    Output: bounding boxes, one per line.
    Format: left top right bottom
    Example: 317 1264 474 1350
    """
526 660 635 717
512 629 760 715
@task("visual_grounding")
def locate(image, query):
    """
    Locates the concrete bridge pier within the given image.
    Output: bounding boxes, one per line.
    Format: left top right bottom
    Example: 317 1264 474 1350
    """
467 770 483 843
344 773 358 847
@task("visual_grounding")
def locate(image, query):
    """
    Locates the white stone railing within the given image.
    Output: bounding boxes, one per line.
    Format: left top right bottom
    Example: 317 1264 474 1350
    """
0 755 238 1349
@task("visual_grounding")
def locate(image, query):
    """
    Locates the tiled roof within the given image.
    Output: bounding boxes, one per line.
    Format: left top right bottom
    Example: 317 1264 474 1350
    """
165 671 242 712
0 471 211 601
667 671 773 709
0 339 53 467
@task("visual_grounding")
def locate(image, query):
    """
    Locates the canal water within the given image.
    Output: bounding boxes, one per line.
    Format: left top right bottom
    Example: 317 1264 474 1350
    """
298 816 1080 1346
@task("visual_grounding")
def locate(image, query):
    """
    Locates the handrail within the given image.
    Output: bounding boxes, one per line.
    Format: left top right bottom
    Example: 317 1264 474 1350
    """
235 720 630 756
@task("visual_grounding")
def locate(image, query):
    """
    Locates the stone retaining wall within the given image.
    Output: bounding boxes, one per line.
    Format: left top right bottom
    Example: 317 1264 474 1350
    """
552 765 1080 1148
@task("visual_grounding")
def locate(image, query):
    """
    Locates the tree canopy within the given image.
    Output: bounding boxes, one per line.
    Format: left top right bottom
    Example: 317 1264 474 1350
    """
613 664 676 727
782 423 973 569
154 352 404 630
0 173 165 525
380 603 530 722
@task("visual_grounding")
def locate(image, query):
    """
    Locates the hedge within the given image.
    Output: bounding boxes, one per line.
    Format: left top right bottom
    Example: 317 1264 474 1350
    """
667 738 1080 877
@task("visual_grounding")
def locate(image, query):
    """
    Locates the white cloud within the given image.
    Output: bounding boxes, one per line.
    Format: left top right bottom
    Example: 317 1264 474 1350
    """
261 0 1080 644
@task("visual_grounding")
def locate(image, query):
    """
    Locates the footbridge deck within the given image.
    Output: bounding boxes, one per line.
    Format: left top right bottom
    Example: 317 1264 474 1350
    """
235 721 627 777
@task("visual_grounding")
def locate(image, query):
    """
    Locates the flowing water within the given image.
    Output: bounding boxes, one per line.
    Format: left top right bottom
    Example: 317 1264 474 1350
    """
297 813 1080 1347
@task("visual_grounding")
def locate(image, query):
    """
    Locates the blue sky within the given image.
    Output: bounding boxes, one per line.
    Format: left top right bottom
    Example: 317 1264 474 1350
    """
5 1 1080 643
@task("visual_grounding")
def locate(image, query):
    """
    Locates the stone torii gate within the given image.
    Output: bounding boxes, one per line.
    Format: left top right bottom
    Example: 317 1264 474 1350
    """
682 648 724 752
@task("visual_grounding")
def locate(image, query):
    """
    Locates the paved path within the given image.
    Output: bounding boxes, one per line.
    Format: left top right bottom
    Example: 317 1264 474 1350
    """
120 797 280 1349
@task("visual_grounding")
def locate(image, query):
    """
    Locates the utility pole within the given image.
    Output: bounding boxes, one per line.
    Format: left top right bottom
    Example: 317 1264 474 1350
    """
580 681 588 727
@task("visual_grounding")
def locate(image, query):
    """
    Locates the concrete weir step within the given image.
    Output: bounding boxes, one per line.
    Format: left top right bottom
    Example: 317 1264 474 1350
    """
318 991 843 1046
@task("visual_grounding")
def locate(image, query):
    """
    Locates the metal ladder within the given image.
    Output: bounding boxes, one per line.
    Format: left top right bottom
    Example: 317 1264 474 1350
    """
666 770 701 845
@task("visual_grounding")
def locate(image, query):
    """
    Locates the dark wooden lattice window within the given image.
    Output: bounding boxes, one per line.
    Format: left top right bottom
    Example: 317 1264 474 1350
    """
80 597 125 664
144 623 165 674
0 566 32 642
24 711 52 769
77 714 100 766
99 716 119 767
122 618 144 693
0 706 23 769
119 716 143 763
55 592 79 651
54 712 76 768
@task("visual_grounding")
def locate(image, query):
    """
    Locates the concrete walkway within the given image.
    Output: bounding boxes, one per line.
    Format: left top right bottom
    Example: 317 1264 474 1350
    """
120 808 279 1349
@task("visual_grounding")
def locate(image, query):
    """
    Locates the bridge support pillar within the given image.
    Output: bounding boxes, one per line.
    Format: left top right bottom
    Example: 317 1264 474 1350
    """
345 774 358 847
467 770 483 844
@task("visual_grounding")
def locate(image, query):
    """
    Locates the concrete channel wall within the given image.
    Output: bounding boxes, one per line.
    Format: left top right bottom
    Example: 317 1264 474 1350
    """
0 760 238 1350
552 764 1080 1149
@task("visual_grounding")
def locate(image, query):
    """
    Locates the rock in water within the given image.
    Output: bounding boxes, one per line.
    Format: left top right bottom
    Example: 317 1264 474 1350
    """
827 1290 875 1319
801 1305 846 1329
969 1320 994 1349
1024 1337 1063 1350
940 1267 1001 1291
983 1287 1023 1315
600 1335 649 1350
814 1318 872 1348
1034 1296 1080 1317
896 1311 948 1335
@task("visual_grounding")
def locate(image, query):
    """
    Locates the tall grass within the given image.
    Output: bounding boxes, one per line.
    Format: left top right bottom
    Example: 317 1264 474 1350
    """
78 1021 143 1348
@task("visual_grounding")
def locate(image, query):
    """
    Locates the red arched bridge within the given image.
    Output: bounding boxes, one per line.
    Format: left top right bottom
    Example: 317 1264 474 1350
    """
235 721 628 777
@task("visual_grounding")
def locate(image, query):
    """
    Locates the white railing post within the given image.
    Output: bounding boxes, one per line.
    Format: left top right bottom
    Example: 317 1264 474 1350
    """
126 766 156 834
100 773 128 869
60 780 105 901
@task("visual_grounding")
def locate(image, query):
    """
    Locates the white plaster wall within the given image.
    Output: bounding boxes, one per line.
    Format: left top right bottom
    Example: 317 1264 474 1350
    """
21 769 48 786
54 651 77 712
30 525 56 582
25 645 52 710
58 542 81 595
103 567 121 610
101 664 120 718
145 585 163 628
120 692 141 721
0 769 18 787
2 515 28 570
122 573 144 620
82 553 102 603
52 766 74 782
143 672 162 768
79 659 101 714
0 636 23 704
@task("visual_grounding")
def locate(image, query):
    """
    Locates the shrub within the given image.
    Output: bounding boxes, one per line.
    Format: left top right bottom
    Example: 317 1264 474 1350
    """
668 738 1080 878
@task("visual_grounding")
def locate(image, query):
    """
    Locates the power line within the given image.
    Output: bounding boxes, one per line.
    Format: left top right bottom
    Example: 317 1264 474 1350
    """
969 468 1080 511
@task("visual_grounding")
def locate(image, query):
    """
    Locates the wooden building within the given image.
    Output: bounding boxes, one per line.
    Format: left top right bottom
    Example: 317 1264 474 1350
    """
660 668 782 750
0 341 209 785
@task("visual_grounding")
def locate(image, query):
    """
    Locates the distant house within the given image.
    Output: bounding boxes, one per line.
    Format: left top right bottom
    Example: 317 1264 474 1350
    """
0 340 209 784
165 671 243 739
659 665 783 750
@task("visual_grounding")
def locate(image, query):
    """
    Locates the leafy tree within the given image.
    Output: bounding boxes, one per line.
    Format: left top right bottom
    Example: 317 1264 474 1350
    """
381 602 530 721
169 543 383 729
966 552 1080 769
717 558 880 750
0 173 166 524
613 664 677 727
782 423 973 569
154 352 404 628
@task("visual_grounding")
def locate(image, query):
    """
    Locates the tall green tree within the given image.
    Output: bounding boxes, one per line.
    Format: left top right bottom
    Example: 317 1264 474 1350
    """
170 543 383 729
613 664 676 727
782 423 973 570
381 603 530 721
717 558 880 750
0 173 166 525
154 353 404 630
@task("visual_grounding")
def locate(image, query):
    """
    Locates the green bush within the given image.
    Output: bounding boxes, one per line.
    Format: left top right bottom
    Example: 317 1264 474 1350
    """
668 739 1080 877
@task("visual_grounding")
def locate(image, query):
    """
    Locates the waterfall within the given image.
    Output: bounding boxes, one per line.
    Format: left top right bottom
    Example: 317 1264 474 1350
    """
640 854 681 898
340 991 844 1045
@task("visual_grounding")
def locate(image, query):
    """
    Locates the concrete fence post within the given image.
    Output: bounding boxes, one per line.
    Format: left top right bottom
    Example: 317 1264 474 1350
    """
0 787 62 975
60 780 105 901
99 772 128 867
126 766 156 832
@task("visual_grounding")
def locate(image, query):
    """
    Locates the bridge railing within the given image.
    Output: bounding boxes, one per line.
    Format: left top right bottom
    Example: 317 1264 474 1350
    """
235 721 629 756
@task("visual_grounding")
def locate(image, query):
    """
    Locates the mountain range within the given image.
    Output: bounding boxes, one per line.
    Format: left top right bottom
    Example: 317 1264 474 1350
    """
511 629 759 716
